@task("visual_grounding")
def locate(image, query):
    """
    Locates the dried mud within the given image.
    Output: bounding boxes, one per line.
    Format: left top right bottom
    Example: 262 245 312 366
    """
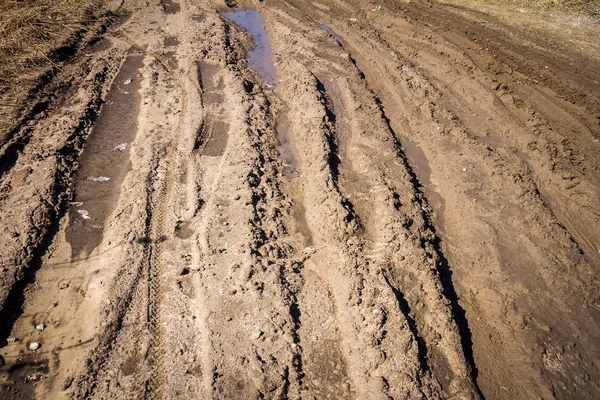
0 0 599 399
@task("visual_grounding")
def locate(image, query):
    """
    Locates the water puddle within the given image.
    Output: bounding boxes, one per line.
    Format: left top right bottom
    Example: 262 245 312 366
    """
201 119 230 156
276 114 300 177
321 25 343 45
175 220 194 239
276 114 312 246
220 9 280 84
196 63 229 156
199 63 225 103
65 51 144 259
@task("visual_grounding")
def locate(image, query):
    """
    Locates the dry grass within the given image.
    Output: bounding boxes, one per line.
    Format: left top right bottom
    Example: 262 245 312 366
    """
0 0 104 134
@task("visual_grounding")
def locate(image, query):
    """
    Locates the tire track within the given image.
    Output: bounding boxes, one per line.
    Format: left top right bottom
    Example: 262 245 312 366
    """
183 14 304 397
284 1 599 398
142 43 195 400
263 4 480 397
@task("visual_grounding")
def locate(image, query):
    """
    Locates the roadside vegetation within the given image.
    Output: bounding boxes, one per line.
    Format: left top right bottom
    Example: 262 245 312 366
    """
0 0 104 134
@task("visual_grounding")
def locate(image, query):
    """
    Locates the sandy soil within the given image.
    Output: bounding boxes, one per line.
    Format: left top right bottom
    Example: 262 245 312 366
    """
0 0 599 399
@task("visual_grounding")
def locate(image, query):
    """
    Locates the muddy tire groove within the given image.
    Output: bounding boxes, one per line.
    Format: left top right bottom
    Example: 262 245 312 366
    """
142 157 168 399
310 12 483 393
0 61 115 341
144 57 192 400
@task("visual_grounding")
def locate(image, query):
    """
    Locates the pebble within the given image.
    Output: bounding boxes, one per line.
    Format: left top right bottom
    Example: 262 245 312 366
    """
252 329 263 340
29 342 40 351
36 324 45 331
303 246 317 255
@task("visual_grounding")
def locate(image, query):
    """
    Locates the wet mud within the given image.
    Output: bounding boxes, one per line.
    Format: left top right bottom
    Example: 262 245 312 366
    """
65 51 143 259
0 0 599 399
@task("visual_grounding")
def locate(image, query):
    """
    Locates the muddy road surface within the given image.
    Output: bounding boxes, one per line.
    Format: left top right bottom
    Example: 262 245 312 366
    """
1 0 599 398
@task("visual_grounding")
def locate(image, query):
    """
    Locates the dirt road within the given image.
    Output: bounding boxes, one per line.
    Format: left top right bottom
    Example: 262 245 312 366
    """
0 0 599 398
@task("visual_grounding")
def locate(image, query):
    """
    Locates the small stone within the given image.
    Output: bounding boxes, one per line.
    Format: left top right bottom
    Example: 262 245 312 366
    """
303 246 317 255
27 374 41 382
29 342 40 351
252 329 263 340
36 324 45 331
7 337 18 343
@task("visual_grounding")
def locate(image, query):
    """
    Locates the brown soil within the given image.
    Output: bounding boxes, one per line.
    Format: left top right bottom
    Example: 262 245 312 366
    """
0 0 599 399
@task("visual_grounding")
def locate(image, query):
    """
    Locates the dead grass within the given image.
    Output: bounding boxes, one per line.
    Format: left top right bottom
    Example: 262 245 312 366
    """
0 0 104 134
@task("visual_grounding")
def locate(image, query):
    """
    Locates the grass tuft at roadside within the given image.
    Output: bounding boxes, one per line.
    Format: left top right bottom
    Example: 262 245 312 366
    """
0 0 105 135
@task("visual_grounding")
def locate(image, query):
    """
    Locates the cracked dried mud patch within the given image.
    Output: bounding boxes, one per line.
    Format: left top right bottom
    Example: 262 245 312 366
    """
0 0 599 399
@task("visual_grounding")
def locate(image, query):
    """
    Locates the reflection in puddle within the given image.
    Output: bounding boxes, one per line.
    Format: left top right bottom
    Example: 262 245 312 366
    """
321 25 343 45
220 9 280 83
